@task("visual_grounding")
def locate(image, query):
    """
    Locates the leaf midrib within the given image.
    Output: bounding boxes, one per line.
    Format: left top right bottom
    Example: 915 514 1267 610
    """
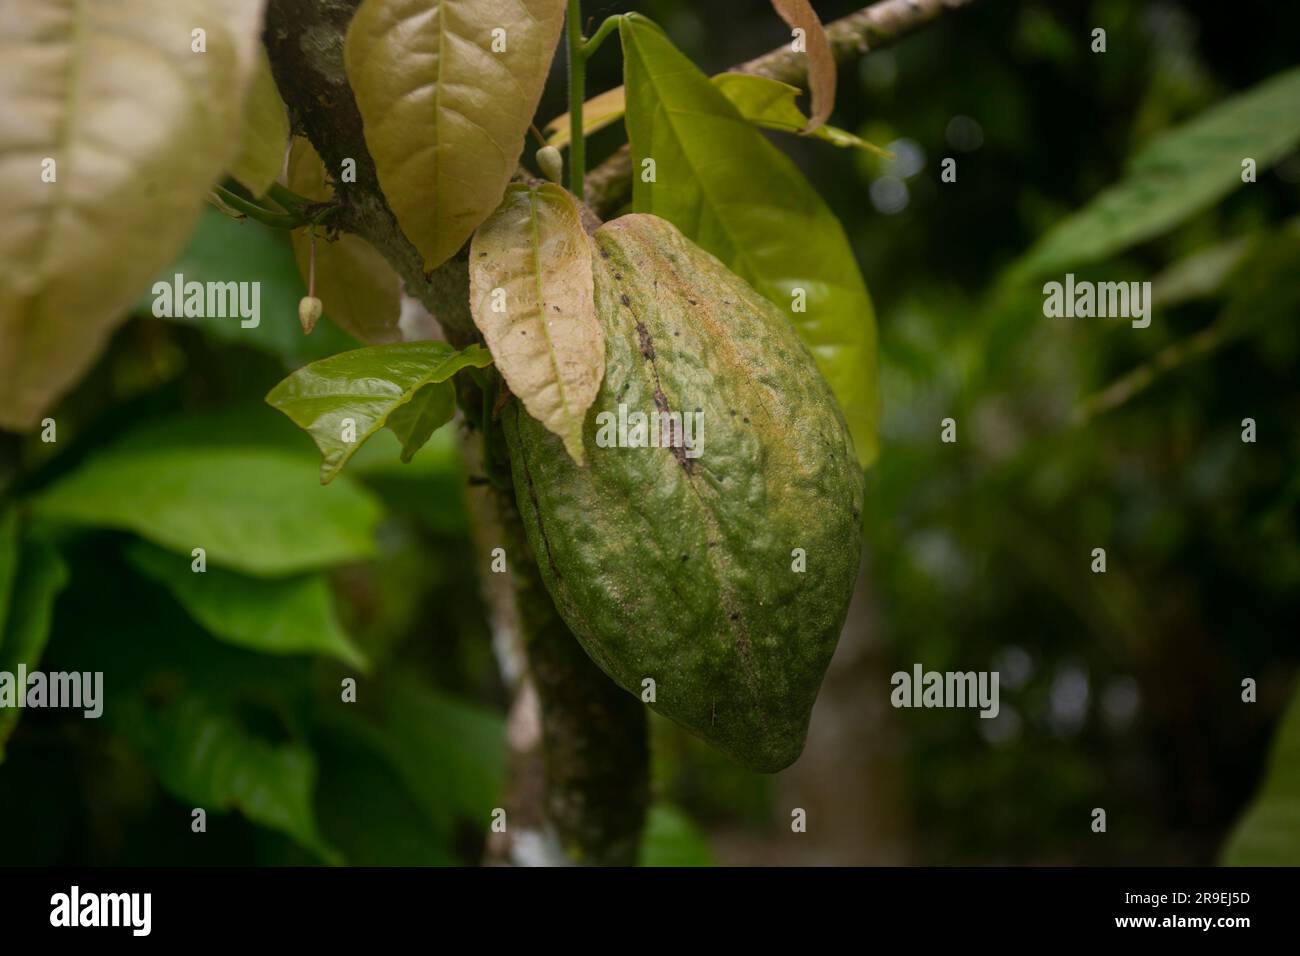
32 0 88 286
527 189 575 423
311 352 484 481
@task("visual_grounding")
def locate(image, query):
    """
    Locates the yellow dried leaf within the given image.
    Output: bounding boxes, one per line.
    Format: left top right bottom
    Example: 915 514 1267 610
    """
468 184 603 464
0 0 267 431
345 0 567 270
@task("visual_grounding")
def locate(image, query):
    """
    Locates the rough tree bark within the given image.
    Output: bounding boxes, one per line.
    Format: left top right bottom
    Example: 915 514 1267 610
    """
260 0 977 866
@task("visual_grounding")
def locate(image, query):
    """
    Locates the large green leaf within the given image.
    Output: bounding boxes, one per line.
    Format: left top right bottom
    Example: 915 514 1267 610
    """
344 0 567 270
117 693 339 863
30 445 381 576
1222 688 1300 866
1012 66 1300 279
0 0 268 430
126 540 368 670
266 341 493 484
620 14 879 467
0 536 70 761
107 405 317 458
469 184 603 464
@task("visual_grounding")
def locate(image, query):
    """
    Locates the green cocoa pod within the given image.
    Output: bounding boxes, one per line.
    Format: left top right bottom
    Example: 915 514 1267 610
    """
503 214 864 772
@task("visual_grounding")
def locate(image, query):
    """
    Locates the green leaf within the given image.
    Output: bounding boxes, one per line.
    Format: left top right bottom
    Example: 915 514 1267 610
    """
106 405 319 458
1214 224 1300 333
125 540 368 671
620 14 880 467
45 541 316 709
546 77 888 156
469 184 604 464
0 508 20 651
0 0 268 430
344 0 567 270
117 693 339 864
384 384 457 459
1150 234 1257 309
711 74 890 156
1222 688 1300 865
347 417 460 477
30 445 382 577
0 536 70 761
266 341 493 484
639 803 714 866
145 207 358 363
228 46 289 197
350 676 505 833
314 718 460 865
1012 66 1300 279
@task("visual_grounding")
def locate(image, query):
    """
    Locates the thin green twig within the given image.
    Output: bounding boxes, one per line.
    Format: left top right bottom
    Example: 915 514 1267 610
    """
566 12 623 197
211 184 304 229
1073 317 1239 424
566 0 586 199
266 182 314 213
580 15 621 58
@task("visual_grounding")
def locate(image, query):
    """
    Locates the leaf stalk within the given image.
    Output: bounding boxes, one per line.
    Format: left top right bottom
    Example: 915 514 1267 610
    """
566 0 586 198
211 184 304 229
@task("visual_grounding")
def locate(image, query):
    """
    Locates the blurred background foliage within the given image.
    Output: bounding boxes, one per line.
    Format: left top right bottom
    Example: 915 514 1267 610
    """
1 0 1297 865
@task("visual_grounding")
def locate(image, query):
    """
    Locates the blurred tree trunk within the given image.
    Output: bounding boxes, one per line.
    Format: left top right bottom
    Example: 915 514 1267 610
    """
777 553 912 864
711 555 912 865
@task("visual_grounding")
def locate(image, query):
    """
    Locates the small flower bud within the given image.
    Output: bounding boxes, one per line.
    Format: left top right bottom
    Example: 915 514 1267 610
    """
536 145 563 185
298 295 323 334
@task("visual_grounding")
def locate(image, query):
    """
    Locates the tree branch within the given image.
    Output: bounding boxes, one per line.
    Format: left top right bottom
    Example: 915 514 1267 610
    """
584 0 981 217
736 0 979 83
263 0 478 345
